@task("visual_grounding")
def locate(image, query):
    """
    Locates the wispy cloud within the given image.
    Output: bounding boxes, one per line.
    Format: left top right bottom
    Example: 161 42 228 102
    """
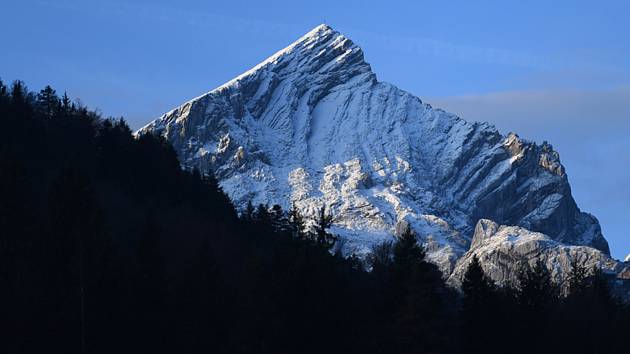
348 28 549 69
36 0 298 37
427 86 630 137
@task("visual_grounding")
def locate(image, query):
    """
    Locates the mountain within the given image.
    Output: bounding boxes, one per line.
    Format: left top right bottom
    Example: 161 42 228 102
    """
138 24 619 280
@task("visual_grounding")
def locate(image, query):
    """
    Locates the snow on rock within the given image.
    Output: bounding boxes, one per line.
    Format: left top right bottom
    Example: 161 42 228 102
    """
138 24 611 276
448 219 628 290
625 253 630 263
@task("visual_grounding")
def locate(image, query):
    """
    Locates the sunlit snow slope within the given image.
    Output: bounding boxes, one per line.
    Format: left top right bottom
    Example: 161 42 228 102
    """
138 24 614 276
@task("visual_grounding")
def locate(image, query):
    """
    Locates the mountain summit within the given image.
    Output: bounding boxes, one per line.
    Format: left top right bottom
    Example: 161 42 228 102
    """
139 25 625 282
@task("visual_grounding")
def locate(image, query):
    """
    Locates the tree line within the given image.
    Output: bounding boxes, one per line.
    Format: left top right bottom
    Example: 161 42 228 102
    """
1 79 628 354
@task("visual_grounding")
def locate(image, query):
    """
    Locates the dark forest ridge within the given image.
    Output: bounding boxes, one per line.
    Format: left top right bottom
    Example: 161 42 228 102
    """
1 78 629 353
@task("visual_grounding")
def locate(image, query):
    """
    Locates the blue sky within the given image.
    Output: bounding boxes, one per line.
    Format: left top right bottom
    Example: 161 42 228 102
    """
2 0 628 259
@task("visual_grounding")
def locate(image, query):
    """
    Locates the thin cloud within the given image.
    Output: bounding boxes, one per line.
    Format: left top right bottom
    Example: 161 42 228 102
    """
427 87 630 136
349 28 549 69
36 0 298 38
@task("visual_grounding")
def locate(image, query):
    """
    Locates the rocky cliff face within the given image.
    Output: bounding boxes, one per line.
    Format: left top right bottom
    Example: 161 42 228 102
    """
138 24 613 278
448 219 628 292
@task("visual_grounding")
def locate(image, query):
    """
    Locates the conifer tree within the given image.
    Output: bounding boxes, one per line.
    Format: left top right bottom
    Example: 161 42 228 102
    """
462 256 494 309
589 266 613 305
60 92 73 114
517 259 556 311
392 226 425 280
10 81 28 105
254 203 271 227
368 241 394 272
0 78 9 101
288 202 306 240
270 204 288 233
512 259 557 352
390 226 453 353
37 85 59 118
313 204 336 249
567 257 589 296
461 255 496 353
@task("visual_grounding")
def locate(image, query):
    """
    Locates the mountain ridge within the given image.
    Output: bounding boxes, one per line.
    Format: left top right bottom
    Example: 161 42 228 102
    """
138 24 617 279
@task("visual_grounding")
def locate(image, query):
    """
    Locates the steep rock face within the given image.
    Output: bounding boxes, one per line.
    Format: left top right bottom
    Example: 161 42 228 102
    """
138 24 609 274
448 219 627 291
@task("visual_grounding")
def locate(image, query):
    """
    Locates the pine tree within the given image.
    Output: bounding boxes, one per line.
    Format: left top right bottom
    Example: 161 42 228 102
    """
254 203 271 226
392 226 425 280
390 226 453 353
270 204 288 233
368 241 394 272
288 202 306 240
60 92 73 114
0 78 8 101
36 85 59 118
461 255 497 353
313 204 336 249
10 80 28 106
567 257 589 296
513 259 557 353
516 259 556 311
462 256 494 310
560 262 617 353
589 266 613 304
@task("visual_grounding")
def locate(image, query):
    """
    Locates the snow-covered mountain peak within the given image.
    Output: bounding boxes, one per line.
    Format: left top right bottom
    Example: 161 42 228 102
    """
301 23 341 43
625 253 630 262
138 25 614 277
212 23 366 93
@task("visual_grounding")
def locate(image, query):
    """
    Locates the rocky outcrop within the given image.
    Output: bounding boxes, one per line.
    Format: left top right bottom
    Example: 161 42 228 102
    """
138 24 611 276
448 219 628 292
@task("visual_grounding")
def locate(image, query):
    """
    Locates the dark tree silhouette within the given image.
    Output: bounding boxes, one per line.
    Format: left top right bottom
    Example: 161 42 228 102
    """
36 85 59 118
517 259 556 311
288 202 306 240
313 204 337 248
461 256 499 353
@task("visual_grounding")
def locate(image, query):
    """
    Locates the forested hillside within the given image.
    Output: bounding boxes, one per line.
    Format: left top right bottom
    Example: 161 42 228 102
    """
1 80 628 354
